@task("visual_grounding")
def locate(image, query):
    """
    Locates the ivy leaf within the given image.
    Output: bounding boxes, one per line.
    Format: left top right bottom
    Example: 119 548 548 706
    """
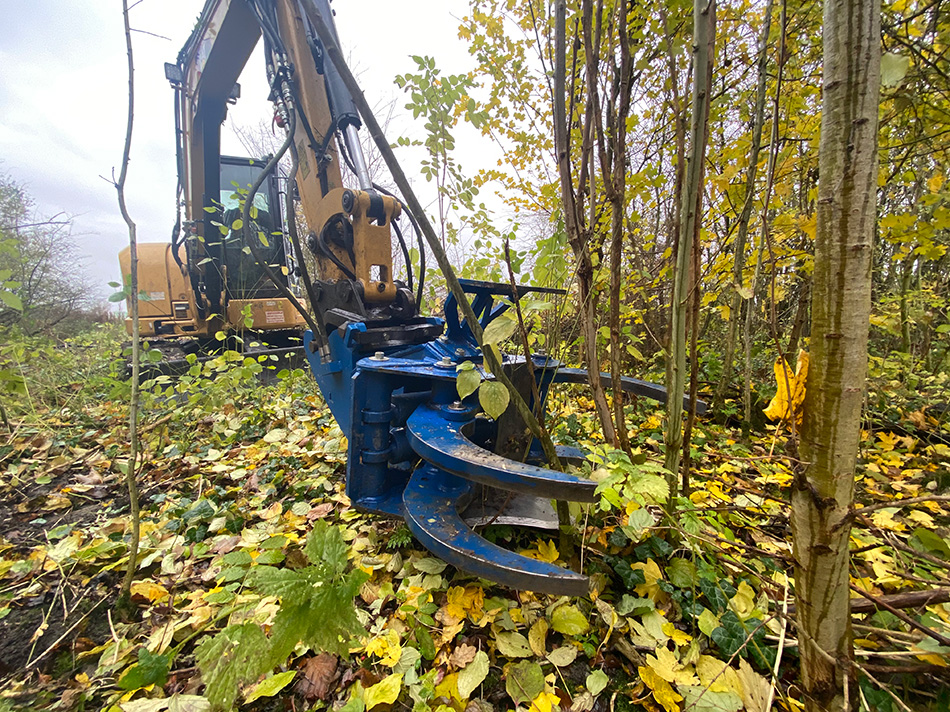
666 558 698 588
195 622 269 711
457 649 489 699
478 381 510 419
505 660 544 706
631 472 670 503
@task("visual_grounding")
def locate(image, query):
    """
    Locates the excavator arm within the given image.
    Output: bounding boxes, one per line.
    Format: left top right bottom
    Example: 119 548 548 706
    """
132 0 707 596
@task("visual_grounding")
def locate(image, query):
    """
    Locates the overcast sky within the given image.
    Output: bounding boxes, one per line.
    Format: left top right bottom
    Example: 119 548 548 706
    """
0 0 481 298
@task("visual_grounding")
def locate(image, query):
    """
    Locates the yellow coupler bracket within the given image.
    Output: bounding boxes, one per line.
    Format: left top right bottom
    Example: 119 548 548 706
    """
226 299 307 330
312 188 400 303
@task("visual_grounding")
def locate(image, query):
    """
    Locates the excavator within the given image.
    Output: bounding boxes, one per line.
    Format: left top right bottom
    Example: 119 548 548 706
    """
122 0 701 595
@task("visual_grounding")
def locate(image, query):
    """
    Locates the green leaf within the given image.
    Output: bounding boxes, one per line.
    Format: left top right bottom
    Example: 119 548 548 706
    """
881 52 910 88
457 368 481 400
478 381 509 419
482 313 517 345
632 472 670 503
303 521 350 575
194 623 269 710
666 558 698 588
457 649 489 699
363 673 402 710
545 646 577 667
505 660 544 706
550 604 589 636
909 528 950 559
698 608 720 637
108 290 128 303
679 686 743 712
0 290 23 311
413 557 448 574
231 219 244 231
117 648 171 691
586 669 609 696
495 631 532 658
244 671 296 703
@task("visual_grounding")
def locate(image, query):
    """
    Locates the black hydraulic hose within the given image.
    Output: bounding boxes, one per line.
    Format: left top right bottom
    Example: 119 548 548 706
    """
240 110 321 337
171 83 184 270
390 218 413 292
285 139 329 356
373 181 426 309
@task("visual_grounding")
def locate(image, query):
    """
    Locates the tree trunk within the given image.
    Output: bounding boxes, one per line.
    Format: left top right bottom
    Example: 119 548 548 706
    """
664 0 715 490
714 0 774 408
558 0 617 446
115 0 142 619
791 0 880 705
607 0 634 455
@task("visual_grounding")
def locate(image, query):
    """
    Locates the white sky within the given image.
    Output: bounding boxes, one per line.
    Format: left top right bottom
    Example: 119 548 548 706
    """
0 0 484 297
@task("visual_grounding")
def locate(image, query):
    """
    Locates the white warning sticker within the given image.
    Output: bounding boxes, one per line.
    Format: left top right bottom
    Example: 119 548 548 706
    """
264 310 285 324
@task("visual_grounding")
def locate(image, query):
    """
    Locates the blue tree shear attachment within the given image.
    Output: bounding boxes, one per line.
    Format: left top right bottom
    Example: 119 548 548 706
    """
304 279 704 596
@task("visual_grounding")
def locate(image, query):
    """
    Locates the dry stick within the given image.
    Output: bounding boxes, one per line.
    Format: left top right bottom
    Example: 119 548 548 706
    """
854 494 950 516
114 0 142 614
24 597 108 670
301 0 562 473
849 583 950 648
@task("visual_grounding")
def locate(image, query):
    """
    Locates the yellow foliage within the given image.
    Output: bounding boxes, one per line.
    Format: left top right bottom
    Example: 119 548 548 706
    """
764 350 809 424
365 628 402 667
528 691 562 712
445 585 485 622
639 665 684 712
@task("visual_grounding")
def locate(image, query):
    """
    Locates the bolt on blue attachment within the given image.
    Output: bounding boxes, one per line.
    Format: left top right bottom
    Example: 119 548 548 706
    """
304 279 704 596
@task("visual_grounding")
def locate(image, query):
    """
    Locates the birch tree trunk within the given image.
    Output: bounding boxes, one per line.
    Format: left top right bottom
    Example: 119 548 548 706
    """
664 0 715 487
791 0 880 705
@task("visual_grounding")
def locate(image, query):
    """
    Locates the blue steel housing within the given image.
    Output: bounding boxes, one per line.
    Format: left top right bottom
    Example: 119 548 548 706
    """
304 279 703 596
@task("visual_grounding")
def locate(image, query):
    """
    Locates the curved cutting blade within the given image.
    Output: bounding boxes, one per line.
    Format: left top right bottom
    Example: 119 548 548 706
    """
406 404 596 502
403 466 589 596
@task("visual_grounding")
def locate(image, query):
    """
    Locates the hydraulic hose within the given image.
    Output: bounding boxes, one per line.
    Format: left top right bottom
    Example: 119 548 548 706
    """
239 110 321 337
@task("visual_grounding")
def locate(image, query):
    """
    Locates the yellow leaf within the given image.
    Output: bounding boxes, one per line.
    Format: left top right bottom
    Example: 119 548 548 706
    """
696 655 743 695
639 665 684 712
434 671 461 703
365 628 402 667
130 581 169 603
728 581 758 621
528 619 549 657
363 673 403 709
662 621 692 646
646 647 698 686
630 559 663 600
445 585 484 622
528 690 562 712
520 539 559 563
763 350 808 424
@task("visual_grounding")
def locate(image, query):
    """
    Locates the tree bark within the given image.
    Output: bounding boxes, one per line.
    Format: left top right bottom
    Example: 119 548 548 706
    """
115 0 141 619
664 0 715 491
791 0 880 705
713 0 774 408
